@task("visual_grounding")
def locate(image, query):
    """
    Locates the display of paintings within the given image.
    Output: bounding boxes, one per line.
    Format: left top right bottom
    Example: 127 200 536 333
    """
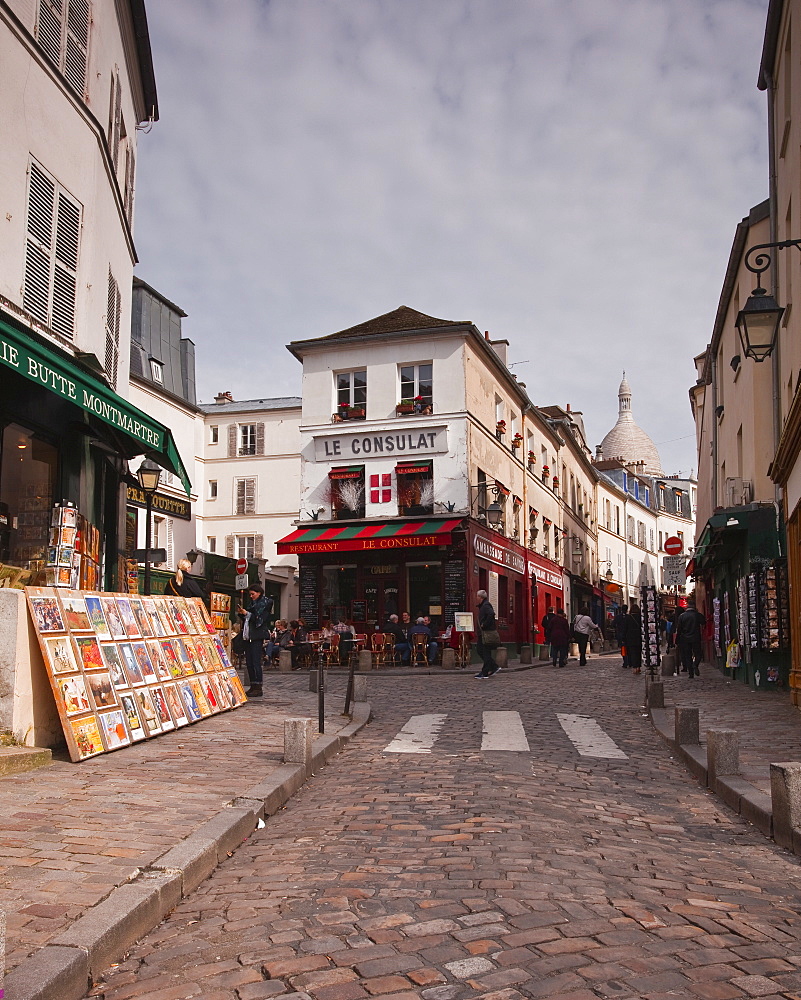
26 587 247 762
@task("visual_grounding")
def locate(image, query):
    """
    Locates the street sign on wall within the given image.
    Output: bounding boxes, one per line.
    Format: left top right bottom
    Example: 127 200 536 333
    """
663 555 686 587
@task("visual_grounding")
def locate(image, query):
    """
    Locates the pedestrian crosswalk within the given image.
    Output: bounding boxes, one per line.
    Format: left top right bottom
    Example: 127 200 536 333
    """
382 711 628 759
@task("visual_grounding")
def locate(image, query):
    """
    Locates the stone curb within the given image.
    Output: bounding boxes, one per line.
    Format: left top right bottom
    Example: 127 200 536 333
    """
0 746 52 776
3 701 372 1000
647 699 775 844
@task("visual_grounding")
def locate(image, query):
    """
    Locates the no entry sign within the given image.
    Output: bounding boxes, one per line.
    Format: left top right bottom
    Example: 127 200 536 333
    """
235 558 248 574
664 536 683 556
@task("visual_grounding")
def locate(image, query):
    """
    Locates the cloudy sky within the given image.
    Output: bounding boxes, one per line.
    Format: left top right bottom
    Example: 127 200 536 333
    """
135 0 770 476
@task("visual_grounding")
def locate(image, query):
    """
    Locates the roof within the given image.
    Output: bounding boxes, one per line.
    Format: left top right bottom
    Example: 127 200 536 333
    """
599 375 663 475
129 0 159 121
197 397 302 415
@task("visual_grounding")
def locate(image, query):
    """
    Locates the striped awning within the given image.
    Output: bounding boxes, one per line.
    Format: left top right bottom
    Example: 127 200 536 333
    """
277 518 463 555
328 465 363 480
395 460 432 476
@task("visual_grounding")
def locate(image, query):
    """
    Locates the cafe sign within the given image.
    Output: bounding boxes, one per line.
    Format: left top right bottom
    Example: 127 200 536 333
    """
527 554 564 590
126 486 191 520
313 425 448 461
473 533 525 574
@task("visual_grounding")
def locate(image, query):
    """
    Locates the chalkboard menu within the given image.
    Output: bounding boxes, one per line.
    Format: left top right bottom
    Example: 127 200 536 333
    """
299 565 319 628
351 600 367 623
444 560 466 627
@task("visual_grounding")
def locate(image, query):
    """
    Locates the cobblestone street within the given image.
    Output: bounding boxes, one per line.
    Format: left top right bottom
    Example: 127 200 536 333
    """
88 658 801 1000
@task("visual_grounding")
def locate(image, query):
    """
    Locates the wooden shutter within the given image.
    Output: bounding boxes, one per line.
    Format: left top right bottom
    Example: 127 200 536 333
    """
64 0 89 95
225 535 234 558
37 0 62 70
254 535 263 559
256 422 265 455
51 190 80 338
124 143 135 221
235 478 256 515
105 269 120 388
227 425 237 457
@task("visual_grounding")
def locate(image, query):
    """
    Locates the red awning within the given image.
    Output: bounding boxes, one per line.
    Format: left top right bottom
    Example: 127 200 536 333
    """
277 518 463 555
395 460 432 476
329 465 363 480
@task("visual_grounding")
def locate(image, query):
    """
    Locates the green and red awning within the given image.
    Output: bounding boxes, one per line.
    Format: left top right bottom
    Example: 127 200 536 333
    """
328 465 363 480
277 518 463 555
395 460 432 476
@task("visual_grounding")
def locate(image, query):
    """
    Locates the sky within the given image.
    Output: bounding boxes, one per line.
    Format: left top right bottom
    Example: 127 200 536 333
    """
134 0 770 477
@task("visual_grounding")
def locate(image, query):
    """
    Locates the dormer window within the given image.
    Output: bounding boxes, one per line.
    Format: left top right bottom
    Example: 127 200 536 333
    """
149 358 164 384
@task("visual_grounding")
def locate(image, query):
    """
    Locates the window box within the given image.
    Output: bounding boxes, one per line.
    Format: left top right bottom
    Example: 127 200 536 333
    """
397 401 415 414
511 433 523 449
348 406 366 419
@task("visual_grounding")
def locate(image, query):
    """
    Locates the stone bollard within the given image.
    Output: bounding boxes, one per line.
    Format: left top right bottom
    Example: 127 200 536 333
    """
539 645 550 660
675 706 700 745
493 647 508 669
352 675 368 703
770 762 801 850
707 729 739 789
519 645 532 665
357 649 373 672
308 667 318 693
278 649 292 673
646 680 664 709
661 651 677 677
441 647 456 670
284 717 313 768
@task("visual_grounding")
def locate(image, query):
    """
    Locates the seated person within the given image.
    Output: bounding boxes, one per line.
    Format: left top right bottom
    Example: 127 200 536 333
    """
333 618 355 661
408 617 437 663
285 619 312 669
264 620 287 664
384 614 411 664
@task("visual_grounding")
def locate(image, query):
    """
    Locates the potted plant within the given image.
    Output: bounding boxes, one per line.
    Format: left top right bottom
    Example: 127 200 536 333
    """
396 399 415 414
527 450 536 471
337 402 351 419
349 405 366 419
552 475 559 491
496 419 507 439
542 464 550 479
511 432 523 449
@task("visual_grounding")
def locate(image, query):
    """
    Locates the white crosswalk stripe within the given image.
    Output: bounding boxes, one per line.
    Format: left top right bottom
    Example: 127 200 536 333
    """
383 713 447 753
481 711 531 751
557 713 628 759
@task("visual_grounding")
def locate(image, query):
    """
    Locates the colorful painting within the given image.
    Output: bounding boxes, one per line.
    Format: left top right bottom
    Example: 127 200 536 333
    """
60 594 92 631
150 685 175 731
182 637 203 673
228 668 247 704
119 692 146 740
135 687 161 735
172 638 193 672
83 595 110 637
142 598 166 637
184 599 206 635
130 598 154 638
44 635 79 674
86 671 116 709
98 709 130 749
146 640 172 681
56 674 92 715
202 676 220 712
70 716 104 758
214 636 232 669
189 678 212 717
160 640 183 677
29 595 66 632
74 636 105 671
178 681 202 721
119 643 145 686
115 597 140 638
210 673 231 710
163 683 188 727
131 641 157 682
101 644 127 688
100 597 127 639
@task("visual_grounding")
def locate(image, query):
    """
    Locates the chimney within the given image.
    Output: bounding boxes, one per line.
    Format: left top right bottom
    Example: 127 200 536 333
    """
566 403 571 412
214 391 234 404
488 338 509 366
595 445 603 461
485 330 490 340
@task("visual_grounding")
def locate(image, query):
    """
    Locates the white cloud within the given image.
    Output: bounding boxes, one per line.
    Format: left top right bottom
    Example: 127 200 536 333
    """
134 0 770 475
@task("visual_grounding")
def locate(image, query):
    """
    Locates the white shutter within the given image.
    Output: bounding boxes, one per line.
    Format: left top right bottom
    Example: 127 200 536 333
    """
64 0 89 96
51 191 80 338
111 72 122 171
105 269 120 388
37 0 63 69
124 143 135 222
165 519 174 569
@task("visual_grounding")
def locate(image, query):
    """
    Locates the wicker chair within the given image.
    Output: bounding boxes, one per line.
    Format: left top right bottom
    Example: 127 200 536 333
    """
411 632 430 666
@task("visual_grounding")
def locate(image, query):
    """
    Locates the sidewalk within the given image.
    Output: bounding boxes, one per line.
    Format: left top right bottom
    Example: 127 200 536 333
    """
1 673 369 1000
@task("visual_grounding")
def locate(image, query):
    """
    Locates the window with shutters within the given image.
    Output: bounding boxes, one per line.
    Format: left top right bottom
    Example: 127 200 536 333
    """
108 69 122 170
235 477 256 515
23 160 82 339
236 535 256 559
239 424 256 456
36 0 90 97
104 268 121 388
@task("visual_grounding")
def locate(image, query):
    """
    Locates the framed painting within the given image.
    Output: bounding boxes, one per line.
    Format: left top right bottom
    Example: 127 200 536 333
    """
135 687 162 736
129 598 154 638
227 668 247 705
146 640 172 682
73 635 106 671
69 715 105 759
163 682 189 727
168 598 190 635
119 692 146 741
98 709 130 750
85 671 116 710
100 643 128 689
200 675 221 713
99 597 127 640
156 601 176 636
142 598 166 637
119 642 145 686
149 685 175 731
191 597 217 634
28 591 66 633
84 595 111 638
131 641 158 683
178 681 202 721
171 638 193 673
56 674 92 715
160 639 183 678
184 599 206 635
213 636 232 670
210 672 232 710
59 592 92 631
115 597 140 638
43 635 79 674
189 677 213 717
182 637 203 674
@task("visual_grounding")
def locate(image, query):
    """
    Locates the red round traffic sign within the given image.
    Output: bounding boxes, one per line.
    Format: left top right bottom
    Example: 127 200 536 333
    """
664 536 683 555
235 558 248 574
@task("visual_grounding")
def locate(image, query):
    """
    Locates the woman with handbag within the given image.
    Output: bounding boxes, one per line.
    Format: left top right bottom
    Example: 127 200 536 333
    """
474 589 501 678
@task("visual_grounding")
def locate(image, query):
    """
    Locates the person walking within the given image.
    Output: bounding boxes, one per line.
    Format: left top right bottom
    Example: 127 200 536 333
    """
614 605 630 668
571 605 599 666
237 584 273 697
676 601 705 678
541 606 557 662
549 608 571 667
623 604 643 674
164 558 206 602
474 589 501 678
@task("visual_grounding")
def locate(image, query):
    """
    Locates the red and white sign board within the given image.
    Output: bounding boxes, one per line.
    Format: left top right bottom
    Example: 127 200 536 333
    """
664 536 683 555
235 558 248 574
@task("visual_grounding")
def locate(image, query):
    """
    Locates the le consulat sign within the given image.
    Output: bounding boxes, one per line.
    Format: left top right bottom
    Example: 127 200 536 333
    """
313 425 448 461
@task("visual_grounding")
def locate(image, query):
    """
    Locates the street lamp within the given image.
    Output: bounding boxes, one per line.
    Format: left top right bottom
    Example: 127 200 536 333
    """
471 483 507 530
600 559 614 582
136 458 161 595
735 240 801 361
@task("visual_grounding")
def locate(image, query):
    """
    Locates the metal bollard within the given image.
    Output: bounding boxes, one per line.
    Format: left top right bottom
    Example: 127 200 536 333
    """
770 762 801 850
284 717 313 768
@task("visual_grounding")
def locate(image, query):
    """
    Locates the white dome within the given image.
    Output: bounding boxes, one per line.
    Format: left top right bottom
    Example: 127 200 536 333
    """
600 372 663 475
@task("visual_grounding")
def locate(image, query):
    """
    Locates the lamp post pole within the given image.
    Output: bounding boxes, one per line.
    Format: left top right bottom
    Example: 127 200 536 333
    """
136 458 162 597
143 490 154 596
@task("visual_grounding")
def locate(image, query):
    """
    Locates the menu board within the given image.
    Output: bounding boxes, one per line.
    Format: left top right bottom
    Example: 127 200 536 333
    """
298 565 319 629
26 588 247 762
444 560 466 627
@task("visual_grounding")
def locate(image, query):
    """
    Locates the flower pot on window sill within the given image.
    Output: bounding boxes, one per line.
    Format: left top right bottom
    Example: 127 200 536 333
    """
396 404 415 415
349 408 366 419
336 508 361 520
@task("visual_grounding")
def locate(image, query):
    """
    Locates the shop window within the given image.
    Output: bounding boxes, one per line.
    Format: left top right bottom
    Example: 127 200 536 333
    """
397 466 433 516
322 565 357 624
331 470 365 520
498 574 509 621
0 423 57 577
408 562 442 626
400 363 433 409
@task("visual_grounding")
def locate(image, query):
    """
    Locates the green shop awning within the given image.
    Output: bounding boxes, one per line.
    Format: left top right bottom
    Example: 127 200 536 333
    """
277 517 464 555
0 312 191 495
693 504 780 574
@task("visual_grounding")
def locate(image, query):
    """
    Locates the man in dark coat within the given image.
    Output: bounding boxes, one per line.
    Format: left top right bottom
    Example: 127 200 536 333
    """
676 602 705 678
541 606 556 659
623 604 643 673
614 605 629 668
549 608 572 668
474 590 500 678
237 584 273 697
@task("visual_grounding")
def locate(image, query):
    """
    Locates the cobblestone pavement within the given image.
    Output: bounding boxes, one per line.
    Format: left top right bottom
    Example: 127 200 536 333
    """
87 656 801 1000
0 678 355 972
